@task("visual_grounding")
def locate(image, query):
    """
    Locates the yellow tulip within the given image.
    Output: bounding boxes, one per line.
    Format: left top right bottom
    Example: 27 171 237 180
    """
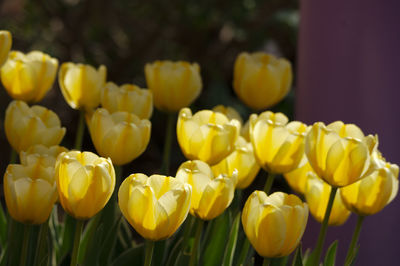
305 121 377 187
212 105 243 125
233 52 292 110
55 151 115 219
4 161 57 224
58 62 106 111
177 108 240 165
250 111 308 174
5 100 66 153
212 136 260 189
340 155 399 216
176 160 236 220
0 30 12 67
20 144 68 168
242 191 308 258
145 60 202 112
241 118 251 142
118 174 191 241
1 51 58 103
283 156 314 195
87 108 151 166
101 82 153 119
305 172 351 226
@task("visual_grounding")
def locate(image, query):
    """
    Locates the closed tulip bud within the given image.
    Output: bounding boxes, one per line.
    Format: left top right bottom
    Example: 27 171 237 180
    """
5 101 66 153
4 161 57 224
55 151 115 219
340 156 399 216
177 108 240 165
305 121 377 187
101 82 153 119
87 108 151 166
212 136 260 189
242 191 308 258
118 174 191 241
59 62 106 111
250 111 308 174
20 144 68 168
0 30 12 67
1 51 58 103
145 60 202 112
212 105 243 125
283 156 314 195
233 52 292 110
176 160 236 220
305 172 351 226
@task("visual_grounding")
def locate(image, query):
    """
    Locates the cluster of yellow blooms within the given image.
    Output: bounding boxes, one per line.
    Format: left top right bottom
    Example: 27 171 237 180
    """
0 29 398 265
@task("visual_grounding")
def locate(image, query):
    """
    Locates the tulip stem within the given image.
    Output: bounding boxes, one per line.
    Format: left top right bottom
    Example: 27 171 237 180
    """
262 257 271 266
312 186 338 266
182 215 194 253
161 112 175 175
9 148 17 164
70 220 84 266
189 219 204 266
344 215 365 265
74 110 86 150
20 224 31 266
237 238 251 266
263 172 276 195
34 222 49 266
144 239 155 266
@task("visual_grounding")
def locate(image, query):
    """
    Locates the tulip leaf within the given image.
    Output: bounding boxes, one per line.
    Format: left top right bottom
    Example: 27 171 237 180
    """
0 245 7 266
291 244 303 266
82 224 104 266
6 218 24 265
165 238 183 266
271 256 289 266
98 215 123 265
110 244 144 266
222 212 241 266
0 203 7 248
324 241 338 266
348 245 359 266
57 214 76 263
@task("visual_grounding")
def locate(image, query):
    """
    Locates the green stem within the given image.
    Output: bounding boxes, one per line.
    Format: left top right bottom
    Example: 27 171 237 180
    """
34 223 49 266
20 224 31 266
312 186 338 266
9 149 17 164
74 110 86 150
237 238 251 266
344 215 365 265
189 219 204 266
263 172 276 195
263 257 271 266
144 240 155 266
182 215 194 253
70 220 84 266
160 112 175 175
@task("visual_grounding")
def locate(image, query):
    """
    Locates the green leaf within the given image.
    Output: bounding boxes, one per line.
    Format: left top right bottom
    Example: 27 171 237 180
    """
165 238 183 266
98 215 123 265
0 203 7 248
291 244 303 266
78 212 102 263
348 245 359 266
82 224 104 266
222 212 241 266
302 248 312 266
110 244 144 266
57 214 76 263
6 218 24 265
324 241 338 266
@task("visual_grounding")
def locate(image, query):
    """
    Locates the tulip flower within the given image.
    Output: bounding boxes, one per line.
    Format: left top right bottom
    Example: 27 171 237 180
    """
305 172 351 226
283 156 314 195
212 136 260 189
118 174 191 241
145 60 202 112
212 105 243 125
87 108 151 166
233 52 292 110
58 62 106 111
0 30 12 67
5 101 66 153
101 82 153 119
242 191 308 258
55 151 115 219
176 160 236 220
177 108 240 166
1 50 58 103
20 144 68 168
4 161 58 224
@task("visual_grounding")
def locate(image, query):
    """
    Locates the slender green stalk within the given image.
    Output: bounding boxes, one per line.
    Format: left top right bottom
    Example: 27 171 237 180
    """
237 238 251 266
263 257 271 266
189 219 204 266
70 220 84 266
34 223 49 266
182 215 194 253
74 110 86 150
311 186 338 266
344 215 365 265
9 149 17 164
20 224 31 266
263 172 276 195
160 112 175 175
144 240 155 266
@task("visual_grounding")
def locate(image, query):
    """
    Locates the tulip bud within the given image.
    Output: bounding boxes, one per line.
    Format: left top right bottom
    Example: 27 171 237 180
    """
145 60 202 112
283 156 314 195
20 144 68 168
250 111 308 174
58 62 106 111
212 136 260 189
212 105 243 125
87 108 151 166
0 30 12 67
177 108 240 166
1 51 58 103
176 160 236 220
305 172 351 226
4 161 58 224
118 174 191 241
101 82 153 119
55 151 115 219
5 101 66 153
233 52 292 110
242 191 308 258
